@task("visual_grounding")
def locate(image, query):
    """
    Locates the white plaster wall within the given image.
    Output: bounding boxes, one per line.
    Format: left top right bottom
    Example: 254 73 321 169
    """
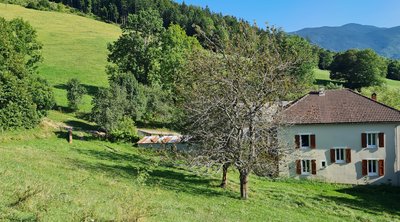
281 123 400 185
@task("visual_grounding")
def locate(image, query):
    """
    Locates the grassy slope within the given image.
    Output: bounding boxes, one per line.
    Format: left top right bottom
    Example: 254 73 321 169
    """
314 68 400 89
0 4 121 112
0 4 400 221
1 125 400 221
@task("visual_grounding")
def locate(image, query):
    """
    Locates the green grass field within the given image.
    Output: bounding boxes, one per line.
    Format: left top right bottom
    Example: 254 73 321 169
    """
0 4 121 112
314 68 400 89
1 123 400 221
1 4 400 221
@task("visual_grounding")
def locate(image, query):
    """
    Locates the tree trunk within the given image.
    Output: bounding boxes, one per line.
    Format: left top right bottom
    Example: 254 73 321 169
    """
220 163 229 188
239 170 249 200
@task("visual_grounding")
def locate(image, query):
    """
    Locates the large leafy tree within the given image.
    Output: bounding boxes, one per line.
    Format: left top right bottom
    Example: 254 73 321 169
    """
93 9 201 130
387 59 400 81
107 9 165 85
317 48 334 70
330 49 387 89
93 9 201 128
179 23 311 199
160 24 201 92
0 17 54 130
279 35 318 89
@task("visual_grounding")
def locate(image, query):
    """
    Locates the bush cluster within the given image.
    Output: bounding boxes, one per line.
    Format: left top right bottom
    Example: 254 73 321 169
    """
0 17 54 131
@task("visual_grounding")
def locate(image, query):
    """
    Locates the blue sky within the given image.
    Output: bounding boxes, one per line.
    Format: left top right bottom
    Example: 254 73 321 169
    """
174 0 400 32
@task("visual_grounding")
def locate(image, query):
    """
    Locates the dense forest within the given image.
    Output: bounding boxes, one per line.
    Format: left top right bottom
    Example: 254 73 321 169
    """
49 0 245 47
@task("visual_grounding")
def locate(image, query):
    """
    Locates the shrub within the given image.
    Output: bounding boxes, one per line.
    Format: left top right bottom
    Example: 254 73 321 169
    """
108 116 139 142
25 0 50 10
66 78 86 111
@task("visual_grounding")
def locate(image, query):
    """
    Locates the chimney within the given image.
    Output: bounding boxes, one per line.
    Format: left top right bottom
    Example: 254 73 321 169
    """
371 93 377 101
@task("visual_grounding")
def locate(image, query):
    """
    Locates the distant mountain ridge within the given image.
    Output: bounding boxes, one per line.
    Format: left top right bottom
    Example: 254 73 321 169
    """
292 23 400 59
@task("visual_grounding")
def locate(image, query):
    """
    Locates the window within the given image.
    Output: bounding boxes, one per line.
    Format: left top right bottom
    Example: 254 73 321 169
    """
335 148 345 163
300 135 310 148
321 160 326 168
367 133 377 148
301 160 311 175
368 160 378 176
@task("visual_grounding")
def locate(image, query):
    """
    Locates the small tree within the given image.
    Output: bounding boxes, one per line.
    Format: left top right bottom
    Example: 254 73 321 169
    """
318 49 334 70
387 60 400 81
179 23 311 199
91 83 139 142
330 49 387 89
66 78 86 111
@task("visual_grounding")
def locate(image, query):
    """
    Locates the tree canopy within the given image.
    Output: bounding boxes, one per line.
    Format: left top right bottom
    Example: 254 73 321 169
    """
0 17 54 130
387 59 400 81
317 48 334 70
330 49 387 89
179 23 314 199
92 9 201 134
48 0 247 49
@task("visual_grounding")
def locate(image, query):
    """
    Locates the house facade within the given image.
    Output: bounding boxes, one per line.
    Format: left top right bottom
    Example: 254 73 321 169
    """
281 89 400 185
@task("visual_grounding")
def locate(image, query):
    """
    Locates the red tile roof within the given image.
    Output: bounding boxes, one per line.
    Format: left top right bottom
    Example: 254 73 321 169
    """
283 89 400 124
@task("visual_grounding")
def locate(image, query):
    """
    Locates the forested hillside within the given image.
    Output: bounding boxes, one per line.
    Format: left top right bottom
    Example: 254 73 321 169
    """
47 0 245 47
293 23 400 59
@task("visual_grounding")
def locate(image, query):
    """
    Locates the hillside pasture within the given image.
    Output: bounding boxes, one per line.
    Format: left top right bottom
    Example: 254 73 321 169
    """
0 122 400 221
314 68 400 90
0 4 121 112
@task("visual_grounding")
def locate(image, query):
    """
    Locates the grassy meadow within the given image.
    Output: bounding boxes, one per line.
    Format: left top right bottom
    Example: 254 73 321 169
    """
314 68 400 89
0 3 121 112
1 4 400 222
1 121 400 221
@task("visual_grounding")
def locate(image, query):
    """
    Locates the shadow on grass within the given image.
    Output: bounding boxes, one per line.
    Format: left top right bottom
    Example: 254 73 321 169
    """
64 120 98 131
321 185 400 216
55 131 98 142
54 84 104 97
53 105 74 113
314 79 344 86
71 147 237 198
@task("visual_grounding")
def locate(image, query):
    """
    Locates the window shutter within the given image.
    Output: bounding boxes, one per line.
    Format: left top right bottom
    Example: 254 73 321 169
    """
295 135 300 149
310 135 316 149
296 160 301 175
311 160 317 175
362 160 367 176
378 133 385 148
345 149 351 163
361 133 367 148
379 160 384 176
330 149 335 163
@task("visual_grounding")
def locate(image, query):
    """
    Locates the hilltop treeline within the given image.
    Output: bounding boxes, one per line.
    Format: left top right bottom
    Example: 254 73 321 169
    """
49 0 244 46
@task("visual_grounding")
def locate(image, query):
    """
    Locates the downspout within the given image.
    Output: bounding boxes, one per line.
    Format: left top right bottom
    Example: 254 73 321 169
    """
396 126 400 185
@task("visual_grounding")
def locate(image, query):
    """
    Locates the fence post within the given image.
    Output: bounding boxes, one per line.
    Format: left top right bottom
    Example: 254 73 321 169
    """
68 128 73 144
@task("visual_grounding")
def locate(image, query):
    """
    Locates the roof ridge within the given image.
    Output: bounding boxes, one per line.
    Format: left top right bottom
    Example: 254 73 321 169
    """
346 88 400 113
283 88 400 124
285 88 346 110
283 92 310 110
